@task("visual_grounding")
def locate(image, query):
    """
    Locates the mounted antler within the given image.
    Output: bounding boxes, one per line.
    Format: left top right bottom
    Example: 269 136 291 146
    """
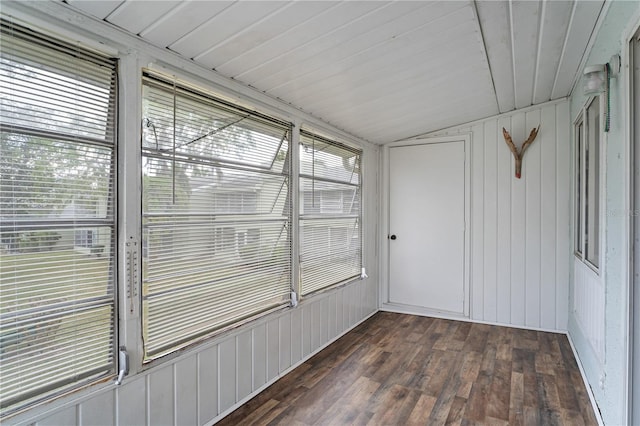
502 126 540 178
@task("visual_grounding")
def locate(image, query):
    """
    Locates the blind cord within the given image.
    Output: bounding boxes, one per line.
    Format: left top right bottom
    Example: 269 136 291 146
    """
172 78 177 205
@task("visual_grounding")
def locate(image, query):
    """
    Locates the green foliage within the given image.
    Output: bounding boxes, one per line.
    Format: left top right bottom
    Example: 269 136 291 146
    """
1 132 112 218
17 231 61 252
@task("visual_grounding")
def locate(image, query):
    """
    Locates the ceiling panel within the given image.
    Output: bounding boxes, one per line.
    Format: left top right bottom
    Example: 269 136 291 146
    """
65 0 122 20
62 0 605 144
259 2 466 96
107 0 182 35
511 0 541 110
475 0 514 113
533 0 573 105
168 1 287 59
551 0 604 99
220 1 391 82
140 1 234 47
195 1 337 69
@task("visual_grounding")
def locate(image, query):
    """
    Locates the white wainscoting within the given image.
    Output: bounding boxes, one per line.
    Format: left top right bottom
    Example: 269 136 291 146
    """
17 279 376 426
573 258 605 364
412 99 571 331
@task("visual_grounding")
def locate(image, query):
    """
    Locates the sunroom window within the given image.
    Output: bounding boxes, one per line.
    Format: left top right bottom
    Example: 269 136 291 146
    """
0 20 117 416
299 131 362 295
141 72 292 361
574 96 601 269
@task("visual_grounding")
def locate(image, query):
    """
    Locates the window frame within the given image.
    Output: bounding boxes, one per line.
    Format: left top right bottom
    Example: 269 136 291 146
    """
574 94 604 272
139 70 294 362
0 19 119 418
298 129 363 297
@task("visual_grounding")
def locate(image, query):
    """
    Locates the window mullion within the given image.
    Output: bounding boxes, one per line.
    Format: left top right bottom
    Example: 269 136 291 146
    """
292 123 301 299
117 52 144 375
581 113 588 258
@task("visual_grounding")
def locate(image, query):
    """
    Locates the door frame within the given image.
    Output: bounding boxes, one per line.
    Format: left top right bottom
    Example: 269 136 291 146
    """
627 18 640 426
379 134 471 318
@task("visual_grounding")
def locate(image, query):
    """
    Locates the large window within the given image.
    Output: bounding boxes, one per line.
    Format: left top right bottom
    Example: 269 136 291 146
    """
0 20 117 415
299 131 362 295
141 72 292 361
575 96 601 269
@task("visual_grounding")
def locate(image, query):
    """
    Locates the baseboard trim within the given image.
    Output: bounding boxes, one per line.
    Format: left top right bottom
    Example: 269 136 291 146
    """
566 333 605 426
380 303 566 334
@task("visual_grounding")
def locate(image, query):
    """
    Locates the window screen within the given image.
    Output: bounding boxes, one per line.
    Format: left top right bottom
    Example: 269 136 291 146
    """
574 96 601 270
0 20 117 415
141 72 292 361
585 97 600 267
299 131 362 295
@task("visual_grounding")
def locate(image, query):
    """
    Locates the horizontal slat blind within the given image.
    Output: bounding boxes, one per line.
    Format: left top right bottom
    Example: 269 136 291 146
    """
0 20 117 416
141 72 292 361
299 131 362 295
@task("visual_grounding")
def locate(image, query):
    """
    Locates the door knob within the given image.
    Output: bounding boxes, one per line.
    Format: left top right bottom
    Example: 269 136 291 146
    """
389 234 397 240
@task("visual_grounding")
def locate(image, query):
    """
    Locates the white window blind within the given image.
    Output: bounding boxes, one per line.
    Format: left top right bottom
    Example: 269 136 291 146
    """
0 20 117 416
299 131 362 296
141 72 292 361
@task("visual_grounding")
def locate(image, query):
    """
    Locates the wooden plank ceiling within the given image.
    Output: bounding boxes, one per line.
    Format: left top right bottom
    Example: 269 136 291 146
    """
63 0 604 144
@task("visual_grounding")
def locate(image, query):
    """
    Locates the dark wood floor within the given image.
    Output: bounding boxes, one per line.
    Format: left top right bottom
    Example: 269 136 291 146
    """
218 312 598 425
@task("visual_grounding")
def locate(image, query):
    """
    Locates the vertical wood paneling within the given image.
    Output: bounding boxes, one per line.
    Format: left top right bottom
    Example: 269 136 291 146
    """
320 297 329 344
496 115 512 324
337 287 345 332
117 376 146 426
253 325 267 390
483 120 498 322
279 314 291 373
525 109 542 328
302 305 312 357
424 101 569 331
175 356 197 426
31 280 376 426
80 390 114 426
36 406 76 426
290 308 303 365
237 331 253 401
351 284 358 327
219 338 236 413
148 365 174 426
311 301 321 352
540 105 558 329
266 318 279 381
573 260 605 363
555 103 571 330
510 113 527 326
198 345 218 423
471 123 485 319
351 282 360 326
328 292 337 339
347 284 355 327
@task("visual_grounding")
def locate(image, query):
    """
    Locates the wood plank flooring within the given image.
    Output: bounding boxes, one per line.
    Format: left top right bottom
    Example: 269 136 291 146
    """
217 312 598 425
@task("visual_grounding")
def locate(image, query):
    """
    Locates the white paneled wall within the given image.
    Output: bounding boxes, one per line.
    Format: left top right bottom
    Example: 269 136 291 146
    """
573 259 605 364
428 100 571 330
24 279 376 426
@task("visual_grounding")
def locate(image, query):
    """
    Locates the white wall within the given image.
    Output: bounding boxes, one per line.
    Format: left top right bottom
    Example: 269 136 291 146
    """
2 2 380 425
418 100 571 331
19 280 376 426
567 2 640 424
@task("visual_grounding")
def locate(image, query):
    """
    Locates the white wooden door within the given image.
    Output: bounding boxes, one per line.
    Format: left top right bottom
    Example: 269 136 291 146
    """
388 141 466 314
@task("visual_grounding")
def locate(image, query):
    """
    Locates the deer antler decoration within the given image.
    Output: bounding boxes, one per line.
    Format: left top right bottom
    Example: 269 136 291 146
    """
502 126 540 179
